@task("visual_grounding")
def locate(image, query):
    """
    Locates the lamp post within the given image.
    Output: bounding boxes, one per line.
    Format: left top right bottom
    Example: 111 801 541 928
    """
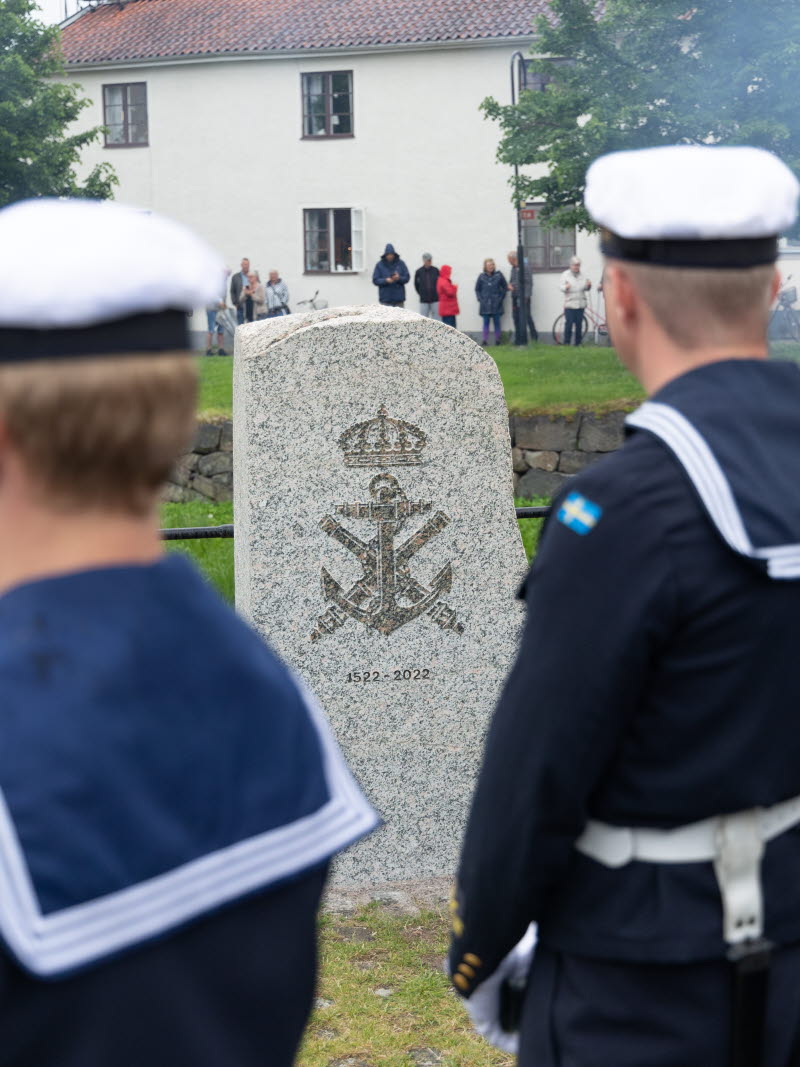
510 50 528 346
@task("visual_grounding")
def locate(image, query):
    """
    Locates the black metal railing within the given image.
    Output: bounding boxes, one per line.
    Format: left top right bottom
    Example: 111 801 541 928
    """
159 506 552 541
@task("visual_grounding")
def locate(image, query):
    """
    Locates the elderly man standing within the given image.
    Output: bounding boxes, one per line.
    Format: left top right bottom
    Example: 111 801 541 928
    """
560 255 591 344
230 256 251 325
450 145 800 1067
265 269 291 317
414 253 440 318
507 251 538 343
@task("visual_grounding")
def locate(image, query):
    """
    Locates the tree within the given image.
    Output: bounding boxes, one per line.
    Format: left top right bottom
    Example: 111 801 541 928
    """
483 0 800 232
0 0 116 207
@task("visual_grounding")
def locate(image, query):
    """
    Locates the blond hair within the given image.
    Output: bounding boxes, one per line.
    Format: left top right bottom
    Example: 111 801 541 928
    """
624 262 776 349
0 352 197 515
483 258 495 271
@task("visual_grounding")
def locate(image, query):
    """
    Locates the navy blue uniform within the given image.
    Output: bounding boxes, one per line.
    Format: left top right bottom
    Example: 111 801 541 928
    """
450 359 800 1065
0 554 377 1065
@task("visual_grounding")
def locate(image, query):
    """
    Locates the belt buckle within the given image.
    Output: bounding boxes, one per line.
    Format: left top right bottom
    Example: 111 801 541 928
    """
713 810 766 946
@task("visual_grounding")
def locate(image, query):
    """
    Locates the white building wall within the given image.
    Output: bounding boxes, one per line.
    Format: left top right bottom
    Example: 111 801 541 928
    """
67 42 604 339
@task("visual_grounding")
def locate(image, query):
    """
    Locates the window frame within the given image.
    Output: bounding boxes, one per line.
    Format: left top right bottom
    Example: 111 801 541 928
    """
520 203 577 273
102 81 149 149
518 58 572 94
302 207 364 274
300 70 354 140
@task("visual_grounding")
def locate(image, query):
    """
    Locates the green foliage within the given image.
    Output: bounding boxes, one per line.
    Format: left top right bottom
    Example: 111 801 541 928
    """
483 0 800 232
0 0 116 206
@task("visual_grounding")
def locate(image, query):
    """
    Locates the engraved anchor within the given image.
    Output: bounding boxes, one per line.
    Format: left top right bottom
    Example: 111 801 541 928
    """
311 473 464 640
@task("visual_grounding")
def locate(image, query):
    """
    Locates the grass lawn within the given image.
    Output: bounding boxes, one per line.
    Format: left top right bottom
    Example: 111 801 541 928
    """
771 341 800 362
494 343 643 414
161 500 234 601
298 903 512 1067
196 343 644 420
197 354 233 419
197 339 800 422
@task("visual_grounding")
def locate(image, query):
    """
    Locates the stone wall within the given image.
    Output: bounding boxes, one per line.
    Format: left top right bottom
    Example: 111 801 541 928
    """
165 411 629 505
163 419 233 503
511 410 627 498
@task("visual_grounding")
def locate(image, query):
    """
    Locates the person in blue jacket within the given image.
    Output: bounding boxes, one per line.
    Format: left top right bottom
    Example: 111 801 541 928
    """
0 198 378 1067
450 146 800 1067
474 258 508 345
372 243 410 306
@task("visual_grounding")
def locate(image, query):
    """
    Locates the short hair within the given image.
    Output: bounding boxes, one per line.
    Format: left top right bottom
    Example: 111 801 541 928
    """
570 256 581 265
483 258 495 271
623 261 776 349
0 353 197 515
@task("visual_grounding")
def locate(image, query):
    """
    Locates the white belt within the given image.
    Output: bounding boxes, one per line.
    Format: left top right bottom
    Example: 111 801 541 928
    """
575 792 800 946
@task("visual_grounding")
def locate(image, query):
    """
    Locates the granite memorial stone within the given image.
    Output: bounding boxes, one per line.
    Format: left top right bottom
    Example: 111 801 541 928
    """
234 306 526 884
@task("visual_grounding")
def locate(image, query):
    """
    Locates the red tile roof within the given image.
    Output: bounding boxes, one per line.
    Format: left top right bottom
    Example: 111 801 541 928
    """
60 0 549 65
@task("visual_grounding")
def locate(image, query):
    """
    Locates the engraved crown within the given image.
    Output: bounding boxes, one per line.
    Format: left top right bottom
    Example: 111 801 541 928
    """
338 406 427 468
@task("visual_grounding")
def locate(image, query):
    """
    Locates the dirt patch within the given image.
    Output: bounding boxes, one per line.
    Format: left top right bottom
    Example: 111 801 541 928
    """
312 1026 339 1040
420 952 446 972
332 925 375 943
399 924 443 946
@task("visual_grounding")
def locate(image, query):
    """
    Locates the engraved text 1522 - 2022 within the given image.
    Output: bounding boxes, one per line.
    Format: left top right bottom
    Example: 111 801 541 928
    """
346 668 432 683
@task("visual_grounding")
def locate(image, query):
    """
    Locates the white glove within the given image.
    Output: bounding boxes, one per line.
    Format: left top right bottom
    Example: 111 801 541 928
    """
459 924 537 1055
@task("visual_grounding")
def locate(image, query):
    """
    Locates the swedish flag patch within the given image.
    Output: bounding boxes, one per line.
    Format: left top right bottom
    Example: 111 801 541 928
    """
558 491 603 536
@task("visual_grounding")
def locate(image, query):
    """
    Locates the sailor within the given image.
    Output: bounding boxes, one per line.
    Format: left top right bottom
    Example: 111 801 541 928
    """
448 145 800 1067
0 198 378 1066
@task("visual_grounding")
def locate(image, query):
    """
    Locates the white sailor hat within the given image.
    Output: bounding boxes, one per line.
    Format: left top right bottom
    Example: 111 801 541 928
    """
0 198 225 363
585 145 800 268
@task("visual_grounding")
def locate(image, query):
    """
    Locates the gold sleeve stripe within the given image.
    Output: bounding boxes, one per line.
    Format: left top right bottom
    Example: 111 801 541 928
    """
453 973 470 992
457 963 476 978
463 953 483 967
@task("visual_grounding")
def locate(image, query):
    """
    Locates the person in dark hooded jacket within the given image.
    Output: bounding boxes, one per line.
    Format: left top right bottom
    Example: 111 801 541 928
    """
372 244 410 306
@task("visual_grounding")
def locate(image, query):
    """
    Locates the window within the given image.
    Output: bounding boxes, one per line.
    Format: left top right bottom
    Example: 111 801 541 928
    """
521 204 576 271
302 72 353 137
518 58 571 93
303 208 364 272
103 82 148 147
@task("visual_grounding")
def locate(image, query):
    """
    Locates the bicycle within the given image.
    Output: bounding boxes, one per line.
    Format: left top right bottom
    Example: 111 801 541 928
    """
769 277 800 342
553 292 609 346
296 290 329 311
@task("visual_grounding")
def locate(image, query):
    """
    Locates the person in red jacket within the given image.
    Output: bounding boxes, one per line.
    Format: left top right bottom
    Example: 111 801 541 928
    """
437 264 460 327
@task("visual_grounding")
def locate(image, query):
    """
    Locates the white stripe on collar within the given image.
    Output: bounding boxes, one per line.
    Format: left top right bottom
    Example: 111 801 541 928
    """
0 678 378 977
626 402 800 580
